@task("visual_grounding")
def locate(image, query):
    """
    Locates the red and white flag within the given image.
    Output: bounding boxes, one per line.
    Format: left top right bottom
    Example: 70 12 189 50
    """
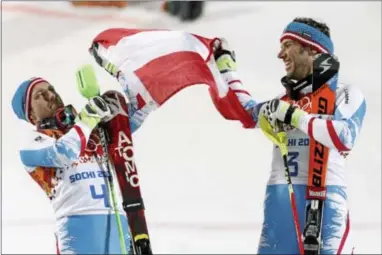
91 28 255 128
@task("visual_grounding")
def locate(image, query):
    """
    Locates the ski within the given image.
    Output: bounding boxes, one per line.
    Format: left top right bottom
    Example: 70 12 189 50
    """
303 53 340 255
104 91 153 255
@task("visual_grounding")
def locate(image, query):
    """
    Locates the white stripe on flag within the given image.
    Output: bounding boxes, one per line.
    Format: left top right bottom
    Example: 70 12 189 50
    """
101 30 211 72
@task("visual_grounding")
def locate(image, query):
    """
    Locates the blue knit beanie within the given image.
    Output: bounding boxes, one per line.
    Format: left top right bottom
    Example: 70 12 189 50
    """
11 77 47 123
281 21 334 54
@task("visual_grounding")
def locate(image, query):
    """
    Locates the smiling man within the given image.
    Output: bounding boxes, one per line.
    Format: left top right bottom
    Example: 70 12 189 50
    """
212 17 367 254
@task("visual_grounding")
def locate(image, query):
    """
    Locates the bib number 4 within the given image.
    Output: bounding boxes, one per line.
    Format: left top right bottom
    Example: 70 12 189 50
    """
90 184 110 208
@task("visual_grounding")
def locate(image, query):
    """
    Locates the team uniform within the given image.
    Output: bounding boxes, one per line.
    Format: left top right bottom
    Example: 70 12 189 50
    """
20 122 130 254
216 22 367 253
259 84 365 254
15 78 148 254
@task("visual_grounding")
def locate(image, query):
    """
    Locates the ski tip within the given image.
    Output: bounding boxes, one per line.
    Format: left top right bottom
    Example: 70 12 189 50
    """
75 64 100 99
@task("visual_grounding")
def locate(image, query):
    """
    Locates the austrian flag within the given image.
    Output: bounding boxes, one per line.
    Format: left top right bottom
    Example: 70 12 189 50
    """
90 28 255 128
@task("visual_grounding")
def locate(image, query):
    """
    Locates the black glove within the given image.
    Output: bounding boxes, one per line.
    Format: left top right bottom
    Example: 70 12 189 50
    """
100 90 129 122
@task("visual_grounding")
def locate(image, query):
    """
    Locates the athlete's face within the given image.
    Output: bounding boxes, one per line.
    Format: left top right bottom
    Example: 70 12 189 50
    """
30 82 64 123
278 39 314 80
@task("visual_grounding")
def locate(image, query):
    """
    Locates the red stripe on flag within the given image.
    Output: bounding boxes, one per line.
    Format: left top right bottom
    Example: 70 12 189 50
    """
136 93 146 110
192 33 214 49
91 29 254 128
135 51 216 105
190 34 217 61
326 120 350 151
209 88 255 128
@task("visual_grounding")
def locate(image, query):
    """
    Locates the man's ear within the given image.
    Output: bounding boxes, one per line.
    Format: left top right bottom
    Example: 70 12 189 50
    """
300 46 317 56
308 48 318 56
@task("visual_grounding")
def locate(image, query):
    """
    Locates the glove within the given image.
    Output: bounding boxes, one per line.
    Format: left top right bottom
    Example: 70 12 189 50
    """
259 114 287 149
100 90 129 122
75 96 111 129
259 98 306 130
212 38 237 73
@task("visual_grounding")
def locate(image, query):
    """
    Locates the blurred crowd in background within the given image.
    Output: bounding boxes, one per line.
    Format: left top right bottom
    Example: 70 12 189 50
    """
71 1 205 21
